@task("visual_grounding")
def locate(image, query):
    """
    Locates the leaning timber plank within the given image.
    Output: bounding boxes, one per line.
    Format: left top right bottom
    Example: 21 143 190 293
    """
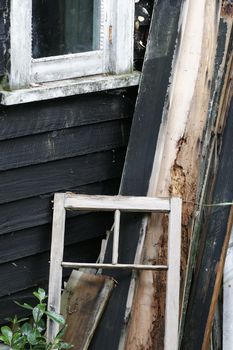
125 1 228 349
0 93 133 141
179 9 233 344
181 97 233 350
61 271 115 350
89 1 183 349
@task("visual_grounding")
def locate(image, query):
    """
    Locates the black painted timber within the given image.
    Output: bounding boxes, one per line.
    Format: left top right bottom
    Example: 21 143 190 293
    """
0 238 102 298
0 87 134 318
0 179 119 235
181 99 233 349
0 119 130 171
0 149 125 204
0 212 113 264
89 1 183 348
0 93 133 140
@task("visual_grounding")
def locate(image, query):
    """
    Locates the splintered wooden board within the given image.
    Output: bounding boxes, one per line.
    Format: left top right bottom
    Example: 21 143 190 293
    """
61 271 115 350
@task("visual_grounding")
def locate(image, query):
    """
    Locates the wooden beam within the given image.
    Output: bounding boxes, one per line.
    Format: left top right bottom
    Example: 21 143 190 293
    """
65 194 170 213
124 0 229 349
89 1 183 349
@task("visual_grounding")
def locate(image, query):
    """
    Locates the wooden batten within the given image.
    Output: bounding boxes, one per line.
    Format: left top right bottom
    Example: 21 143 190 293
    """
123 0 232 349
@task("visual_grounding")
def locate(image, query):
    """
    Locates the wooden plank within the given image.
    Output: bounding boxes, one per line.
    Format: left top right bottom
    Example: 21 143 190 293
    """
164 198 182 350
112 210 121 264
0 239 102 298
0 212 113 264
62 271 115 350
0 179 120 235
65 194 170 212
181 98 233 349
0 149 125 204
62 263 168 271
0 119 130 171
89 1 183 348
47 194 66 341
0 93 133 141
9 0 31 89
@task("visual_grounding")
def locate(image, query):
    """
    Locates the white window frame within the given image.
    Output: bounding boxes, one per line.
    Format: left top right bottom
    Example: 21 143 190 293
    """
9 0 135 90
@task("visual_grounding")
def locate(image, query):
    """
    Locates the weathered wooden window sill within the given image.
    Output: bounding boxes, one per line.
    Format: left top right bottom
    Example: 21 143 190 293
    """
0 72 141 105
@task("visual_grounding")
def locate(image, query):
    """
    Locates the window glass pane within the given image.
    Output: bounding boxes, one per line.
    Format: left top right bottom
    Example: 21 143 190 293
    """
32 0 100 59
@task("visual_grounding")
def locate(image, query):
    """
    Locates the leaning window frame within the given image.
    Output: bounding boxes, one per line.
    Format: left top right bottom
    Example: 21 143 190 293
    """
10 0 135 90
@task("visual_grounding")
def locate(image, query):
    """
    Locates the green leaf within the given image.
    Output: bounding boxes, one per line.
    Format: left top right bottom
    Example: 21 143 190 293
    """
27 330 38 345
12 331 26 348
32 306 44 323
45 311 65 325
21 322 32 336
0 326 13 345
14 301 33 310
37 318 46 333
0 334 8 343
33 288 47 303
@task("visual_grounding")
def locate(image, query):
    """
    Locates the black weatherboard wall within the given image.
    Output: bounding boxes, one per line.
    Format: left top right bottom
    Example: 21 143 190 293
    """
0 91 135 322
0 0 153 324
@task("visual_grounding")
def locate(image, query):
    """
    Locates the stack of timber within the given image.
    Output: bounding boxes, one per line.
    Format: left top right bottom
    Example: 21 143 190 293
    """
74 0 233 349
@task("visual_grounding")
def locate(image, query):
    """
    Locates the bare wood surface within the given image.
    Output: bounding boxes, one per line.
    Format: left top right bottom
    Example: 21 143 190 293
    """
62 262 168 271
47 193 66 342
124 1 224 349
164 198 182 350
65 194 170 212
112 210 121 264
62 271 115 350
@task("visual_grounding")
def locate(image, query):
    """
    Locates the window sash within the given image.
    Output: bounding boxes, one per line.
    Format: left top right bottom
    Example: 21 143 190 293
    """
31 51 105 83
10 0 134 90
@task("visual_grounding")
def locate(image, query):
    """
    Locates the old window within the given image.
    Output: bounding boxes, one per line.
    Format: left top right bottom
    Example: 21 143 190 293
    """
9 0 136 91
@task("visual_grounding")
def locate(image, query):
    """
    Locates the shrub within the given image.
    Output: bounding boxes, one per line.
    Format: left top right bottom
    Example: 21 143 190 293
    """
0 288 72 350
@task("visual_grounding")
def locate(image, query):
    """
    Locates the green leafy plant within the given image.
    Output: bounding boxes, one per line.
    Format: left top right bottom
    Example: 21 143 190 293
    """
0 288 72 350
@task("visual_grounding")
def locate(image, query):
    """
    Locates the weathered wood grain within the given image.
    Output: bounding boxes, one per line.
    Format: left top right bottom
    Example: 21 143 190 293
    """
0 93 133 140
89 1 183 348
0 149 125 204
0 119 130 171
0 212 113 264
181 97 233 349
0 179 120 235
64 194 170 212
62 272 115 350
0 239 102 298
47 193 66 341
124 0 228 349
